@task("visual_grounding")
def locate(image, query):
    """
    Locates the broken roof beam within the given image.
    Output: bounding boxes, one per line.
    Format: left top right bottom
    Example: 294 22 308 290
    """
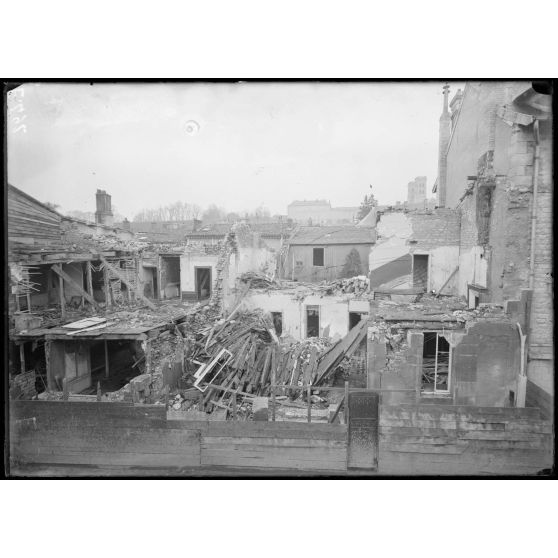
51 264 99 310
93 252 156 311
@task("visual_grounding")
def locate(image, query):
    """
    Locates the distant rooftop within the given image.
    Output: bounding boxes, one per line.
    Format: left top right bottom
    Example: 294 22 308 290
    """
288 200 330 207
289 226 376 245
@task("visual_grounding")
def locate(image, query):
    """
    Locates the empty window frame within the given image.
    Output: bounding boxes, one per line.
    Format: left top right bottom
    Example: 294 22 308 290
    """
421 332 450 393
193 348 233 392
313 247 325 267
306 305 320 338
271 312 283 337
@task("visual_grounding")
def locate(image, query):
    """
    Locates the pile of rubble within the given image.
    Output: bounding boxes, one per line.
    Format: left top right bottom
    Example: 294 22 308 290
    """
323 275 370 296
239 271 278 289
174 308 340 415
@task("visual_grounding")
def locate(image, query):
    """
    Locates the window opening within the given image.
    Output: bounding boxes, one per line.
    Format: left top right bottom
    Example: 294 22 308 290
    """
421 332 450 393
271 312 283 336
349 311 364 330
306 305 320 338
313 247 325 267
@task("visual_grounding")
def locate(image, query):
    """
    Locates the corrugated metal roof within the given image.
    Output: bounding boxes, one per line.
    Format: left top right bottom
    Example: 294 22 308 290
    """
289 226 376 245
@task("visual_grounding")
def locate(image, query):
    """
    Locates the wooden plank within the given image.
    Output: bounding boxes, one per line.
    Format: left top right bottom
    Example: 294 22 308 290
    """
202 437 347 449
86 261 94 300
51 264 98 308
58 272 65 318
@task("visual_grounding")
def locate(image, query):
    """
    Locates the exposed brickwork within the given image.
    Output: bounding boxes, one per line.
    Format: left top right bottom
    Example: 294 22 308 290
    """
408 209 461 251
458 192 479 251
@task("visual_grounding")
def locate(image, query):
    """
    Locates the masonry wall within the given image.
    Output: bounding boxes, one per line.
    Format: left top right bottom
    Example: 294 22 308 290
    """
378 404 552 475
180 253 218 300
408 209 461 294
526 118 554 417
241 291 370 341
445 82 526 208
366 320 521 409
451 321 520 407
457 188 489 299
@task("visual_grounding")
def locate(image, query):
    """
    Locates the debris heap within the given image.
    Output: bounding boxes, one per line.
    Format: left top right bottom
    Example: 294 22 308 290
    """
178 309 339 414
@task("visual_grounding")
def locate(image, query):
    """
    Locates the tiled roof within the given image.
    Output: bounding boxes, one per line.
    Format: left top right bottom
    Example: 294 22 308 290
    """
289 226 376 245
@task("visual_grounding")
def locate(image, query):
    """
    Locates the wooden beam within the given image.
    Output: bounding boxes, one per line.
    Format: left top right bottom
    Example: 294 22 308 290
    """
20 343 26 374
95 253 156 310
51 264 98 309
329 397 345 424
372 287 426 295
104 339 109 378
307 384 312 423
344 381 349 425
58 273 66 318
86 261 94 299
103 263 111 307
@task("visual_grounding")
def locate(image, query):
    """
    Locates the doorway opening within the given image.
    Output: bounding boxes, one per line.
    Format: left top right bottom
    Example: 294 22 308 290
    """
412 254 429 291
306 305 320 338
421 332 450 393
161 256 181 299
271 312 283 336
195 267 212 300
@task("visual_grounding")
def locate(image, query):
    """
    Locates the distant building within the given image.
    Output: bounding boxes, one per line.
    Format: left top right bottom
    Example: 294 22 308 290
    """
406 176 427 209
287 200 358 225
283 225 376 282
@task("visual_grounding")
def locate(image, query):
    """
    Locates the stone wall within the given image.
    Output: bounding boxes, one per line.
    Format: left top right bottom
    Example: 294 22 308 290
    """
378 404 552 475
366 318 521 409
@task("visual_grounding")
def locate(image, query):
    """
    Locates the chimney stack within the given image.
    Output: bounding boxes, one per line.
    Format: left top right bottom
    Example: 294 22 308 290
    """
95 189 114 226
436 84 452 207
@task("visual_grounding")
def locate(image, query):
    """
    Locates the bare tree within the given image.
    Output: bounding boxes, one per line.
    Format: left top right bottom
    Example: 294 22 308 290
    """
133 201 203 222
202 204 227 224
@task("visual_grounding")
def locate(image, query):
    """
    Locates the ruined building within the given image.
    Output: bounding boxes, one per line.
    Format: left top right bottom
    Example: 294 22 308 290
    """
406 176 427 208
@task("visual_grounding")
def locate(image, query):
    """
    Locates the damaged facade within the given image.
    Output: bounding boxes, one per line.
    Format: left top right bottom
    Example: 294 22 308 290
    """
7 81 553 476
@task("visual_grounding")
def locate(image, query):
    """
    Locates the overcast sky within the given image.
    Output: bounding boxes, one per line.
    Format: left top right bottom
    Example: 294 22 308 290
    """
7 81 456 219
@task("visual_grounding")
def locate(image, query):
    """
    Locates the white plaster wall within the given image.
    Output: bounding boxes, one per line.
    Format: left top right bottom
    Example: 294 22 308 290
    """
180 254 219 293
240 291 353 340
428 246 460 293
369 212 412 272
457 246 488 297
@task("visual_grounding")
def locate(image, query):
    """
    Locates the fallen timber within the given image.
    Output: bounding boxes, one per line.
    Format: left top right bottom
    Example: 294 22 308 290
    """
179 309 369 415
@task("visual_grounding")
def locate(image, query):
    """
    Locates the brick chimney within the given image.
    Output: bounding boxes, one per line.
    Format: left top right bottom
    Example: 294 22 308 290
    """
95 189 114 226
436 84 452 207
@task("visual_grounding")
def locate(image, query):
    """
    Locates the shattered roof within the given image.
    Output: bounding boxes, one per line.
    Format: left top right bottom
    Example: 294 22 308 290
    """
288 226 376 245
